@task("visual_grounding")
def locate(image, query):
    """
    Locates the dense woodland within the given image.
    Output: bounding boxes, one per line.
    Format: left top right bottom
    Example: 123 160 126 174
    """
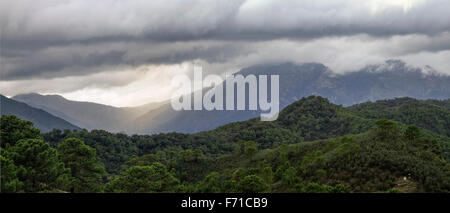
1 96 449 193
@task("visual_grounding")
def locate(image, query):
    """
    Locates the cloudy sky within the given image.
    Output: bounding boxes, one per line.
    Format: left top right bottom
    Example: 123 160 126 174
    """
1 0 450 107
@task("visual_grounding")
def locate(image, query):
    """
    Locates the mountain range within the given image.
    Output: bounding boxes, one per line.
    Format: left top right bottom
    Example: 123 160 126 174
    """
4 60 450 134
12 93 166 133
0 95 80 132
131 60 450 133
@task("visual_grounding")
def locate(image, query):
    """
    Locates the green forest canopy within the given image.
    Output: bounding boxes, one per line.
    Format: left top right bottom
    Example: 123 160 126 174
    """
1 96 449 193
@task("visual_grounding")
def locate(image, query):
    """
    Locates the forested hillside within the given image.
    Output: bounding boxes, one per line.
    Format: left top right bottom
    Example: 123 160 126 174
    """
1 96 449 193
348 97 450 137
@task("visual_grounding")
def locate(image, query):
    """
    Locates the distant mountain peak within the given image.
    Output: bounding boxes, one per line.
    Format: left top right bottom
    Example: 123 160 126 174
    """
421 65 447 77
359 59 447 77
367 59 409 73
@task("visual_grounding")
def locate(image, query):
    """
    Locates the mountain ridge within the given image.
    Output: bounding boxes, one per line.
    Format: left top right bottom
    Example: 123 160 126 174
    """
11 60 450 134
132 60 450 133
0 95 80 132
12 93 166 132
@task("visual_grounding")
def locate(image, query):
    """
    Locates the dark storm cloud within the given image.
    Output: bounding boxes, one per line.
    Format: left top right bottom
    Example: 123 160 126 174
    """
3 50 127 80
3 0 450 42
1 40 247 80
1 0 450 80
